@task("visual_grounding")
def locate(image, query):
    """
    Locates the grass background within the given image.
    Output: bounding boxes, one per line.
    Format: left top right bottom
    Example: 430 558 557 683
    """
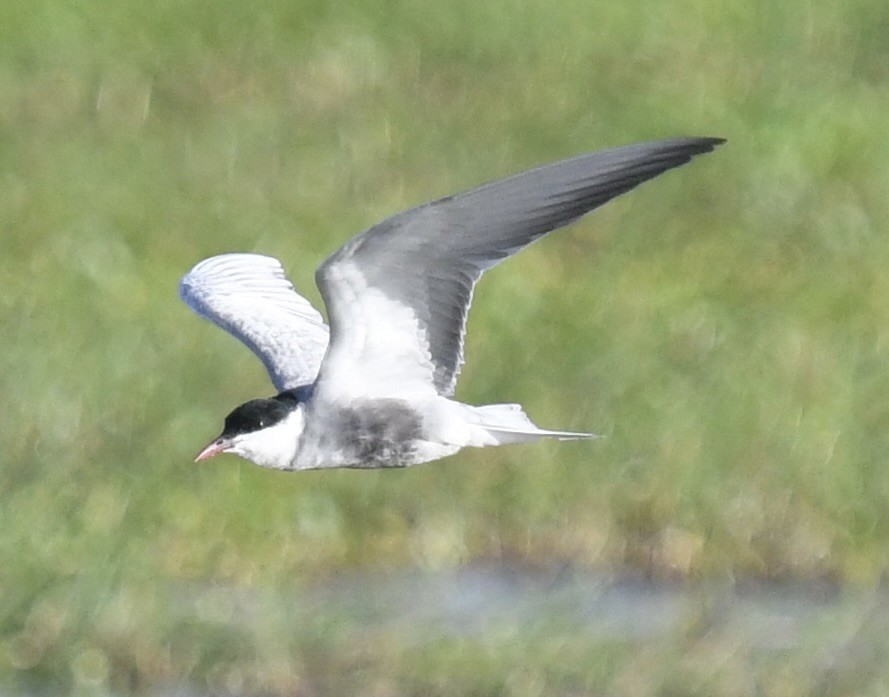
3 0 889 693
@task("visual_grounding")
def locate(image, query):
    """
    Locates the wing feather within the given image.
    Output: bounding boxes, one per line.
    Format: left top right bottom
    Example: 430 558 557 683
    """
180 253 329 391
313 137 723 399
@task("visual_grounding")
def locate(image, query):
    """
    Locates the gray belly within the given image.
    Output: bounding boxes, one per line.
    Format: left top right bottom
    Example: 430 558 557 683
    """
310 399 425 468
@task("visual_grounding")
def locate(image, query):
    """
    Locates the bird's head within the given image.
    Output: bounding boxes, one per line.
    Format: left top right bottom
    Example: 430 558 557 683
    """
195 395 305 470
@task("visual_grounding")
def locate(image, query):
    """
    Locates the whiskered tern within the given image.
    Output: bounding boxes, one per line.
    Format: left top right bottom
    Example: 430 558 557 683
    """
180 137 723 470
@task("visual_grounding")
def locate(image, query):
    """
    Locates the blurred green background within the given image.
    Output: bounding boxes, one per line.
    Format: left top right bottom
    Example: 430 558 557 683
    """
3 0 889 694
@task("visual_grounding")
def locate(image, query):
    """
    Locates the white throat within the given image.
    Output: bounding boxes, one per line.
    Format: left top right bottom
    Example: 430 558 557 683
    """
229 406 304 470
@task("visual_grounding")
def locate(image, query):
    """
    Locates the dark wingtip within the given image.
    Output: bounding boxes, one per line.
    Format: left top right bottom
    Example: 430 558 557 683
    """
651 136 725 168
691 136 727 152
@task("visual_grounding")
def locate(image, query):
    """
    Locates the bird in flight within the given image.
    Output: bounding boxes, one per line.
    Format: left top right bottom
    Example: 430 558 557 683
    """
180 137 724 471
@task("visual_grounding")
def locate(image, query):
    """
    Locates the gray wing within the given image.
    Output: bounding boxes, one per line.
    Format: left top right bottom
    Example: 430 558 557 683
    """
180 253 329 391
315 137 724 399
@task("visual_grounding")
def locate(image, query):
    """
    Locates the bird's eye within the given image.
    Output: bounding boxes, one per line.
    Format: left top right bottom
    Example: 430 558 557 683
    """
258 418 267 428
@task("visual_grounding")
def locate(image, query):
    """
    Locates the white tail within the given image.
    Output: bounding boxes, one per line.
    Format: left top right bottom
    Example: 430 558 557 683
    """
470 403 598 445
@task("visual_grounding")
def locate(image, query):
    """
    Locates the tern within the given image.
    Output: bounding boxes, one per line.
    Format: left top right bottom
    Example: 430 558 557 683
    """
180 137 723 470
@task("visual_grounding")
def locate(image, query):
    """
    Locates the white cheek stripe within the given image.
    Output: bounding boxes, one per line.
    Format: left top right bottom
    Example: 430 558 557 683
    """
231 408 304 470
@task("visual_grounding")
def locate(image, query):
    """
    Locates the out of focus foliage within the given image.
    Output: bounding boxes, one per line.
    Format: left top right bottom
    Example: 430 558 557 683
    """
2 0 889 693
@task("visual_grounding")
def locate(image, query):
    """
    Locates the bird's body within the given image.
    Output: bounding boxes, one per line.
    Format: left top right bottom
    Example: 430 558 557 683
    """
180 137 723 471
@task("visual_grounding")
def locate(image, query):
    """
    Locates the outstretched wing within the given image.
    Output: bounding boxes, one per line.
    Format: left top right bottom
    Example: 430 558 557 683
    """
180 253 329 391
314 137 724 399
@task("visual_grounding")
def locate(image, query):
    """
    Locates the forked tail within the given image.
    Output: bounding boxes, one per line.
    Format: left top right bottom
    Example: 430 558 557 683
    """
470 403 598 445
